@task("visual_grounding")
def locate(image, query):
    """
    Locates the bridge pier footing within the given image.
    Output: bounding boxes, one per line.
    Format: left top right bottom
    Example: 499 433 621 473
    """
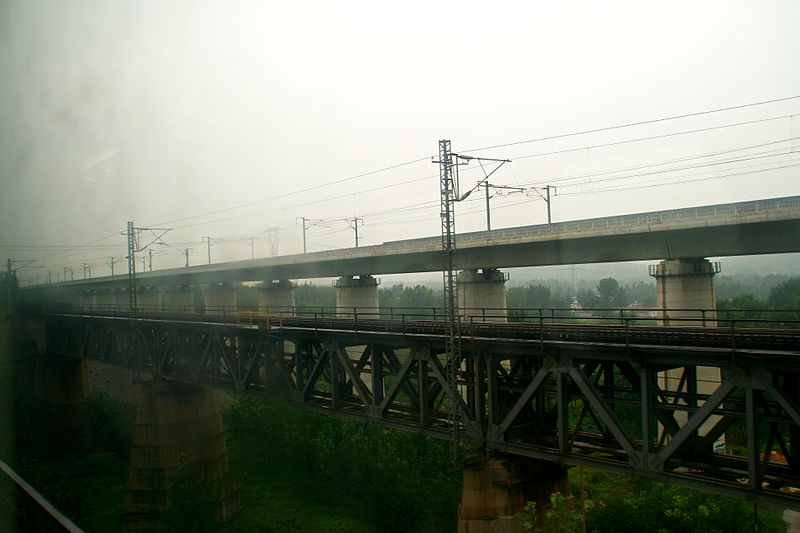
458 269 509 322
458 455 570 532
257 279 296 314
123 380 239 532
335 275 379 317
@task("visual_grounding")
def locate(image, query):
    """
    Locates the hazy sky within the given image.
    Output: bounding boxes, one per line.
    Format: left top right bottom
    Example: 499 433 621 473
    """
2 1 799 283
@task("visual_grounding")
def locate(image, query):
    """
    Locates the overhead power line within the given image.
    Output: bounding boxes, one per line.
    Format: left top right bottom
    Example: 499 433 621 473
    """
461 95 800 153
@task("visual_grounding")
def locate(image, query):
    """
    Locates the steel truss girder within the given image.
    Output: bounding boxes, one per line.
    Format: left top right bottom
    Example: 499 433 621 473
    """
41 314 800 510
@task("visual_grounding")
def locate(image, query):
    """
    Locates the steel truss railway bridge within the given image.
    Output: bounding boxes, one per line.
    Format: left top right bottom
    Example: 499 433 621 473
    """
38 307 800 512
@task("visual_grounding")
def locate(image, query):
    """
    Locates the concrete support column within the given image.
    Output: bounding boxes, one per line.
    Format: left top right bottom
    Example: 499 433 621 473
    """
201 282 238 314
459 456 570 532
257 279 296 315
112 289 129 310
123 381 240 531
335 275 379 317
162 285 195 313
650 258 724 452
78 290 93 309
649 258 720 327
457 269 509 322
137 287 162 313
92 289 115 311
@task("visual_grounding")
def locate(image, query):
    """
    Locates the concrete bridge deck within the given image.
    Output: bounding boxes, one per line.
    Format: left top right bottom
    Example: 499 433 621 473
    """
24 195 800 291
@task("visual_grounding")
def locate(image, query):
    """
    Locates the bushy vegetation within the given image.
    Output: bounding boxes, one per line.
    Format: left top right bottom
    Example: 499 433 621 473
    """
717 276 800 328
225 395 461 533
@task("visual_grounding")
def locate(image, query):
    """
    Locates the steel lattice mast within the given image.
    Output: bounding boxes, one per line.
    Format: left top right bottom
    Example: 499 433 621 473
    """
436 140 463 466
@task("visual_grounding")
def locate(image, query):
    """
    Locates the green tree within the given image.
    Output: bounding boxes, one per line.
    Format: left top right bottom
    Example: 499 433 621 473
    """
767 277 800 309
596 278 626 308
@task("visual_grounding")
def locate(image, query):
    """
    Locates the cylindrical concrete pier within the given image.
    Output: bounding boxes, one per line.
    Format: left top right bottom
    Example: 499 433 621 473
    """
201 282 238 314
335 275 379 317
650 258 723 451
92 289 115 311
137 287 162 313
123 381 239 531
257 279 296 315
457 269 509 322
649 258 720 326
162 285 194 313
459 456 570 532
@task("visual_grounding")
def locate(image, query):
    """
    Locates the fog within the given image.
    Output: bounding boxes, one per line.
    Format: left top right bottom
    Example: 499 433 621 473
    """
2 1 799 283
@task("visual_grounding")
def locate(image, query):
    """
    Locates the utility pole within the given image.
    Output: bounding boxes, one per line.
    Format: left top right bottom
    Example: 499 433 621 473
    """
248 236 255 259
81 262 92 279
203 236 212 264
63 267 73 281
532 185 557 224
148 249 153 271
296 217 325 254
48 271 52 284
347 217 364 248
478 181 524 231
108 256 116 276
184 247 191 267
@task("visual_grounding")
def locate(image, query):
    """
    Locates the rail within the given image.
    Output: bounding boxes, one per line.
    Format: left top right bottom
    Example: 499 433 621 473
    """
0 460 84 532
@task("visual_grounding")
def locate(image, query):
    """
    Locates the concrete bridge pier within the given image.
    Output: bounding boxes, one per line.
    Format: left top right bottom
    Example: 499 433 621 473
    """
649 258 720 326
650 258 723 449
78 290 93 309
162 285 194 313
459 455 570 532
202 282 238 314
457 269 509 322
137 287 162 313
92 289 115 311
123 381 240 532
257 279 296 315
335 275 379 317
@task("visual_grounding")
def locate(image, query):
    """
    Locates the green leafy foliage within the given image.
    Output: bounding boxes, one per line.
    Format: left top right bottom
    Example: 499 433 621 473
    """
84 390 135 454
524 492 581 533
768 277 800 310
581 470 786 533
379 283 440 315
225 396 460 532
294 283 336 312
162 455 224 533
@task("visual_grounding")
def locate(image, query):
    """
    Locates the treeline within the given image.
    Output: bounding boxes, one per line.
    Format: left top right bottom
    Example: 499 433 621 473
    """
717 277 800 328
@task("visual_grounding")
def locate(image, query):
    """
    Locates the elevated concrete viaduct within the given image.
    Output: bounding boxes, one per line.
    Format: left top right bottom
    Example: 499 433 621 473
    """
15 195 800 531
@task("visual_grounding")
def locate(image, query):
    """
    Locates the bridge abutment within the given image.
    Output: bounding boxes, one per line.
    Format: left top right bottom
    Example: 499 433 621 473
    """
458 269 508 322
458 455 570 532
201 282 238 314
257 279 296 314
335 275 379 317
123 381 239 531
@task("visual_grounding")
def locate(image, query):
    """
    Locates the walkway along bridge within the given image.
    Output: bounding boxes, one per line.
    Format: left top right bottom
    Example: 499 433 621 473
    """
37 306 800 514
